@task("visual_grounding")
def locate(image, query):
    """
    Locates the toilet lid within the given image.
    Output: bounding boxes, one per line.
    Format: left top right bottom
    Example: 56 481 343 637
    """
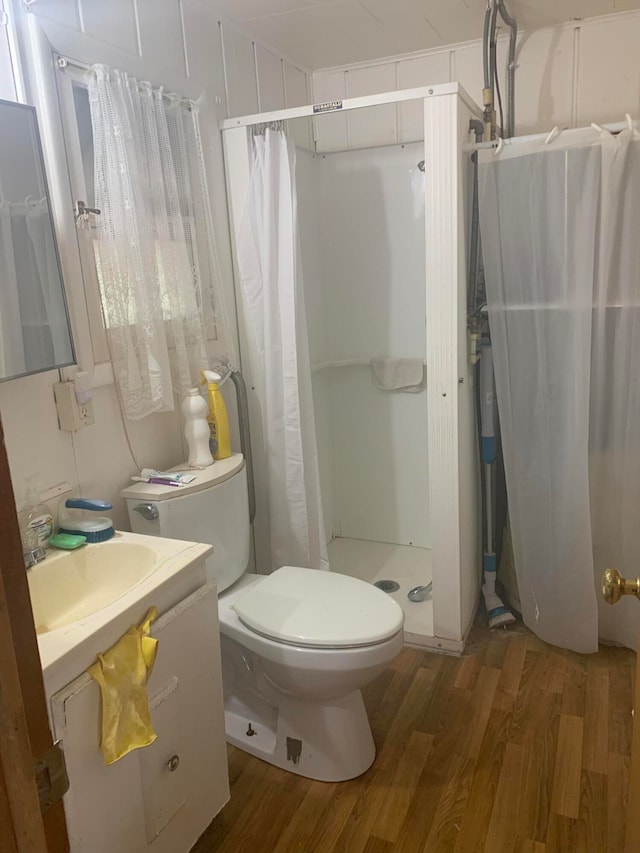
232 566 404 648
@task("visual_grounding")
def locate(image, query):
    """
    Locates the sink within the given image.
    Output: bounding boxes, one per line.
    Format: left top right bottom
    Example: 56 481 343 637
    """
28 538 157 634
29 530 213 694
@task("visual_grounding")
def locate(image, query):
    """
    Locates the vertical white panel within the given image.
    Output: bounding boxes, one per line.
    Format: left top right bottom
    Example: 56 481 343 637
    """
136 0 186 80
296 149 334 539
312 70 347 152
346 64 397 148
284 62 308 108
450 42 484 111
80 0 139 55
284 61 310 150
221 23 258 117
297 151 327 368
311 370 336 543
456 103 480 640
0 1 16 101
181 2 226 116
30 0 80 30
397 53 450 143
330 371 429 546
513 25 574 134
577 14 640 126
424 90 478 643
255 45 285 112
311 144 429 547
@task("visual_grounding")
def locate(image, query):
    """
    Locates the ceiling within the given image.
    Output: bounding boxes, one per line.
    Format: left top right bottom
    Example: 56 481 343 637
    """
208 0 640 69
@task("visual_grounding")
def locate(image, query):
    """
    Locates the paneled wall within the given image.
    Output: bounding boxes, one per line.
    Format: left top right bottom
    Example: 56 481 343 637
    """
312 9 640 150
0 0 309 525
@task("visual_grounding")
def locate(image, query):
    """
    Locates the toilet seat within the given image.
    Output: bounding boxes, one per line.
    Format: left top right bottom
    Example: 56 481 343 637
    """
232 565 404 649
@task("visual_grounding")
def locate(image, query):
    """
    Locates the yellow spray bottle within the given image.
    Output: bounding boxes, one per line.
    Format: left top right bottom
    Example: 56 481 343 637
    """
201 370 231 460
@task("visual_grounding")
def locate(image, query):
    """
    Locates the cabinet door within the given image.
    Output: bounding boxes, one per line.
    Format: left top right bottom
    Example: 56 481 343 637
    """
51 582 229 853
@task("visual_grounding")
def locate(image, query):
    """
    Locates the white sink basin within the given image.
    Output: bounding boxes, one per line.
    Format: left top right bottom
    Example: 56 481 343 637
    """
28 538 157 634
30 530 213 694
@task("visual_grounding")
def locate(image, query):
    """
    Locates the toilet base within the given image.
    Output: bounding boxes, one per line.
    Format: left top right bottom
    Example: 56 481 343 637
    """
224 688 376 782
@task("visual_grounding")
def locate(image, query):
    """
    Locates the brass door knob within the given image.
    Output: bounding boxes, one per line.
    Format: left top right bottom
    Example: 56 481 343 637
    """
602 568 640 605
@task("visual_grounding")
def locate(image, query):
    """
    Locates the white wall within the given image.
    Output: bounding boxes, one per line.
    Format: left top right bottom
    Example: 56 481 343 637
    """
311 9 640 150
296 150 335 544
297 142 430 548
0 0 310 527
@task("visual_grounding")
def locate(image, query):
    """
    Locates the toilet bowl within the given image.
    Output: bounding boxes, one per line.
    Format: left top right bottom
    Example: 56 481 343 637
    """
122 456 404 782
218 568 404 781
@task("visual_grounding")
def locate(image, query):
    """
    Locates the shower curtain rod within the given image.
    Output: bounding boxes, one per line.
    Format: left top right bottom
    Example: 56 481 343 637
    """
54 54 196 110
468 115 640 155
220 81 480 130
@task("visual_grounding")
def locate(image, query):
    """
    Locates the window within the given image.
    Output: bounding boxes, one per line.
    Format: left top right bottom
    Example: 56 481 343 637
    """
56 65 219 366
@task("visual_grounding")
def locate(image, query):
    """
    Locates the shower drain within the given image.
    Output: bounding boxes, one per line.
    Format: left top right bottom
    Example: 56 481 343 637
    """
374 580 400 593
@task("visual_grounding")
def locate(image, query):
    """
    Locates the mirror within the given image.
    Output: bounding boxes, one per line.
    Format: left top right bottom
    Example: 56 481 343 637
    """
0 98 74 381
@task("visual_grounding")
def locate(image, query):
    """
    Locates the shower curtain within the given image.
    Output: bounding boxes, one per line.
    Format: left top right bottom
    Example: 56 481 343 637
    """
237 127 328 573
479 128 640 653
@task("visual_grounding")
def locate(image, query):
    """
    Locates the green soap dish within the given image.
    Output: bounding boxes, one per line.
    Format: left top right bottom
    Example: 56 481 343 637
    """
49 533 87 550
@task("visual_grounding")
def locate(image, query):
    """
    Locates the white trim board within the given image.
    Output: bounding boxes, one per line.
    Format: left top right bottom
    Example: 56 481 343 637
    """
220 82 480 129
405 632 465 655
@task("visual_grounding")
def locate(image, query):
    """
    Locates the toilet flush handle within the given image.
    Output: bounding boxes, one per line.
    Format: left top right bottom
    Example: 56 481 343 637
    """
132 503 159 521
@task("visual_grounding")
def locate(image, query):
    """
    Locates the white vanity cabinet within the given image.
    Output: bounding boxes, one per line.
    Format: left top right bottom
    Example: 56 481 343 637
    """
50 582 229 853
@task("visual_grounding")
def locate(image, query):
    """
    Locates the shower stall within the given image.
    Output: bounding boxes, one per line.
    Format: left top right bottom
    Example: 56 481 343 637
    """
222 83 480 652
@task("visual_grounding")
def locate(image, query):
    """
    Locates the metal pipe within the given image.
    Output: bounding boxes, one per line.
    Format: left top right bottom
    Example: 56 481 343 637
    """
467 120 484 317
489 2 499 93
497 0 518 137
468 152 480 316
230 370 256 524
483 1 499 140
482 4 492 90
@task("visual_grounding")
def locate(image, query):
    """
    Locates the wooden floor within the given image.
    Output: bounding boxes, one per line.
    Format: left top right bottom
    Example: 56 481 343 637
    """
193 618 635 853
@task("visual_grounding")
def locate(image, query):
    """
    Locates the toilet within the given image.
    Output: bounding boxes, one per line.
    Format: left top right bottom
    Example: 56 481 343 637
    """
122 454 404 781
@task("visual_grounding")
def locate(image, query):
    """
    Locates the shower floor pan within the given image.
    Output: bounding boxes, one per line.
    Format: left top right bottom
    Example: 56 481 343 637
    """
328 537 434 646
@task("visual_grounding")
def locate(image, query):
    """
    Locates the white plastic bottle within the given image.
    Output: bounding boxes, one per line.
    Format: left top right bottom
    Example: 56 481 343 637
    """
18 476 55 551
182 389 214 468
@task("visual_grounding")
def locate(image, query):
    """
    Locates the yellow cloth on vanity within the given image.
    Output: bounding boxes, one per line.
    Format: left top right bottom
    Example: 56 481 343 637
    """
88 606 159 765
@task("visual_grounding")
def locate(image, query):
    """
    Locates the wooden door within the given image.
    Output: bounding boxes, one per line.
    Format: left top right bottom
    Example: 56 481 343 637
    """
0 415 69 852
627 633 640 852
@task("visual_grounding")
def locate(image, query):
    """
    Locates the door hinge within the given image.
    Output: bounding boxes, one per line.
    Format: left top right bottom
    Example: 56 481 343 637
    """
34 741 69 814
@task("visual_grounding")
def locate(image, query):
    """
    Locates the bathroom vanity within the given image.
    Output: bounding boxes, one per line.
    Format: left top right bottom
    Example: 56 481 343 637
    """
30 532 229 853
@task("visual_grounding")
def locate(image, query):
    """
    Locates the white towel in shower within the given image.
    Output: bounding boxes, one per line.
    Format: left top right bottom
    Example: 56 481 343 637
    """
370 358 425 392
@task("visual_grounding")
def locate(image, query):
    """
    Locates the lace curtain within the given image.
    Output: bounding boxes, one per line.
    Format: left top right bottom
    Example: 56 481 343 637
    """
88 65 227 419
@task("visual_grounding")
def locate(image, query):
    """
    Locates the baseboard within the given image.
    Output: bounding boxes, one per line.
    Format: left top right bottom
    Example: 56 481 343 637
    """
403 631 464 655
404 598 480 656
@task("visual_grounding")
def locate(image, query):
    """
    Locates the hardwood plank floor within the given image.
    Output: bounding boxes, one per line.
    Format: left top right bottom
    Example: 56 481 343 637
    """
193 618 635 853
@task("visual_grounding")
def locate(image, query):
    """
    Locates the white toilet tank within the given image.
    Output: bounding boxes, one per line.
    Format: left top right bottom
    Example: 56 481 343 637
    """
121 454 250 593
